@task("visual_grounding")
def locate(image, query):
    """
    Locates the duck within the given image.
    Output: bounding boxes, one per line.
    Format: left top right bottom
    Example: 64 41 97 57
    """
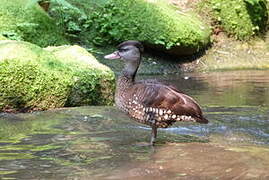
104 40 208 145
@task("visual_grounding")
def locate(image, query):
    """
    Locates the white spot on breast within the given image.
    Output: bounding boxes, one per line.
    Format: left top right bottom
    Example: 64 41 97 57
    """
164 114 169 120
159 109 163 115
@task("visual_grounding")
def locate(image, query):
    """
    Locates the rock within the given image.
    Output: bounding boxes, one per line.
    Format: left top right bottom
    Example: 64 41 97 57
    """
0 41 115 112
45 45 115 106
83 0 211 56
207 0 268 40
0 0 68 47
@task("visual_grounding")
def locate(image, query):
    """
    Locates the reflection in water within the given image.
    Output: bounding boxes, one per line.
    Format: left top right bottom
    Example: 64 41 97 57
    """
0 70 269 179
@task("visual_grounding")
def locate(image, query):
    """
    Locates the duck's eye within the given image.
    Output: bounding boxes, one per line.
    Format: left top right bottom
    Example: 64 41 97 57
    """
119 48 128 52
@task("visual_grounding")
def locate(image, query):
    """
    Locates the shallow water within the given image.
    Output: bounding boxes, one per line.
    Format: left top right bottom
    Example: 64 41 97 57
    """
0 70 269 179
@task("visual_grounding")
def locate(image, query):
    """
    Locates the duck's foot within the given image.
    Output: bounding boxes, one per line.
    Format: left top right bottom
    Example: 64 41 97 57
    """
134 126 158 146
150 126 157 146
150 136 156 146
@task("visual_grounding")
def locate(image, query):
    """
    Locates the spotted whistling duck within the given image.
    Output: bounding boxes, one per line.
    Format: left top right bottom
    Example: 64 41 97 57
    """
105 40 208 145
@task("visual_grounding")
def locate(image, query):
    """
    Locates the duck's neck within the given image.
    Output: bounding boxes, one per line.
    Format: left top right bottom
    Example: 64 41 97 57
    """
121 57 141 82
115 58 140 110
116 58 140 94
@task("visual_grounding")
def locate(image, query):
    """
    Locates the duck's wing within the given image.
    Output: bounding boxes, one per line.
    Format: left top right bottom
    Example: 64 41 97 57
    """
131 82 208 124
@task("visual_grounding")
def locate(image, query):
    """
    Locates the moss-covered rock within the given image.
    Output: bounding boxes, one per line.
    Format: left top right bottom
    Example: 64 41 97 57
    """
45 45 115 106
52 0 211 56
0 41 115 112
206 0 268 40
88 0 211 56
0 0 69 47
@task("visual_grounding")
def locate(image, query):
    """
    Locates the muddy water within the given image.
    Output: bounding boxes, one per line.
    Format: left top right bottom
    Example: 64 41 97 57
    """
0 70 269 179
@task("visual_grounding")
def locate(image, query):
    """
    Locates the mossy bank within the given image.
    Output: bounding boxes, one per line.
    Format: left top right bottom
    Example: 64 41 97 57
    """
0 0 69 47
50 0 211 56
0 41 115 112
199 0 268 40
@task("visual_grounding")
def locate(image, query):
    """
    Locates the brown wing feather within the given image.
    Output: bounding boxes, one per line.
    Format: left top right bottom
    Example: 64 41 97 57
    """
132 82 208 124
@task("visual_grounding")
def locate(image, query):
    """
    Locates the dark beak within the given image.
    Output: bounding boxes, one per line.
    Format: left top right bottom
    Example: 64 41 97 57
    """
104 51 121 59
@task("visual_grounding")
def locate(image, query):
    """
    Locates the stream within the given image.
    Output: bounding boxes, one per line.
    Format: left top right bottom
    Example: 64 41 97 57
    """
0 70 269 179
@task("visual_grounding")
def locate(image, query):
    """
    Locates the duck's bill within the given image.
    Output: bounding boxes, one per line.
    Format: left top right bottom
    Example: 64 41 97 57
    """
104 51 120 59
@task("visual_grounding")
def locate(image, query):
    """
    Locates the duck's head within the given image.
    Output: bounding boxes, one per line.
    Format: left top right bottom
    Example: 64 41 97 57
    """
104 40 144 62
104 41 144 80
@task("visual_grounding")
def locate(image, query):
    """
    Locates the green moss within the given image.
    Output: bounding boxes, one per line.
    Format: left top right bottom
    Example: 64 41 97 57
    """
0 41 115 112
0 0 69 46
49 0 210 55
85 0 211 52
46 45 115 106
206 0 268 40
0 41 71 111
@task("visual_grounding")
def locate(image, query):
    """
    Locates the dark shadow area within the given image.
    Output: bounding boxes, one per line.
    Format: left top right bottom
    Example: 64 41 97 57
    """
245 0 268 38
144 42 211 64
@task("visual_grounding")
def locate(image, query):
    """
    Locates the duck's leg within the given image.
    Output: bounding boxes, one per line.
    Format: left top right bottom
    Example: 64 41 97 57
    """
150 125 157 145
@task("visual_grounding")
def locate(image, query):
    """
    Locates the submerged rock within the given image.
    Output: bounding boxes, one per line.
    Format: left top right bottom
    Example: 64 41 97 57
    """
0 41 115 112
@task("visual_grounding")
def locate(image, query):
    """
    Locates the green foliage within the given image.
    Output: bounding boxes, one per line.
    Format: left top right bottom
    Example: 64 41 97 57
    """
83 0 210 50
0 0 69 47
49 0 210 53
208 0 268 40
49 0 88 39
0 41 115 112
